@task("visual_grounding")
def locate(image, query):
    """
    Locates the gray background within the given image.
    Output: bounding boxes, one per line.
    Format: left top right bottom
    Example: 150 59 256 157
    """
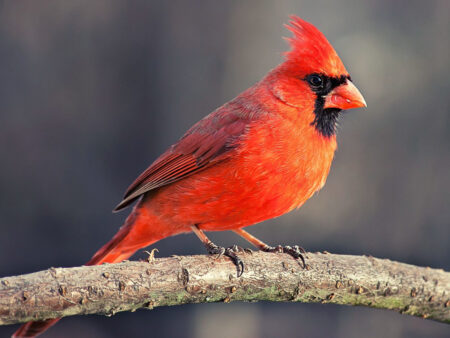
0 1 449 337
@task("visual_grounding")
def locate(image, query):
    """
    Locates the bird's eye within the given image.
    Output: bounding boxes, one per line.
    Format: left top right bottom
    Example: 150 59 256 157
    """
308 74 323 88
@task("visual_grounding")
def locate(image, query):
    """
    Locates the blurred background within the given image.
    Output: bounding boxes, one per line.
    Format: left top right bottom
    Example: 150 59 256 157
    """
0 0 449 337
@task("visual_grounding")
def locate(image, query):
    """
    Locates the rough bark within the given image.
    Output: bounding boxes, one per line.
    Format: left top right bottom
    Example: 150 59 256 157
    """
1 252 449 326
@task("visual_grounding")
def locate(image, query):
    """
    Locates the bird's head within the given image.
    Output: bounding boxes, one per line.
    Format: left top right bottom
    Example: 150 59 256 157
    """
268 16 366 137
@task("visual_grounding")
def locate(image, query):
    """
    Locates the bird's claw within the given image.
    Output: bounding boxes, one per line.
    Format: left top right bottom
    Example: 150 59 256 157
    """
225 247 245 277
206 243 224 256
263 245 307 268
206 243 246 277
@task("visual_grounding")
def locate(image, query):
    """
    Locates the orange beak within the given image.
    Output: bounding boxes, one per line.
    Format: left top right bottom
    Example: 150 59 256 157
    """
324 80 367 110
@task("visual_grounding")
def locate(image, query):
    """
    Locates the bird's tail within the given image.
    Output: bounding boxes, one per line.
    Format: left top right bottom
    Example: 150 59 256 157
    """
13 203 164 337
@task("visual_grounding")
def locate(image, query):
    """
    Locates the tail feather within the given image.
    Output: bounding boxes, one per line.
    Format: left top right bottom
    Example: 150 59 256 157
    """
13 205 163 337
12 319 59 338
86 218 136 266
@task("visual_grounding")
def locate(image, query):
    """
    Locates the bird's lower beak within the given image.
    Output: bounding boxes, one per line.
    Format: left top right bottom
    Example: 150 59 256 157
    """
324 80 367 110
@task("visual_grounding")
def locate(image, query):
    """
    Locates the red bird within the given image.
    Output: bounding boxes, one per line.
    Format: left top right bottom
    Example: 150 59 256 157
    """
14 16 366 337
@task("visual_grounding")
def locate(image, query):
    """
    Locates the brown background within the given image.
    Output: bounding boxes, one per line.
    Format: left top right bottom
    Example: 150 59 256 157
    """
0 1 449 337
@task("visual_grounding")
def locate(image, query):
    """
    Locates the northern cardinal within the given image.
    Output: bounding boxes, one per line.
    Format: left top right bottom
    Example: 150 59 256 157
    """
13 16 366 337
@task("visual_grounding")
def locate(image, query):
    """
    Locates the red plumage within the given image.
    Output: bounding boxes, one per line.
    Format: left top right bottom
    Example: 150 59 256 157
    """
13 16 365 337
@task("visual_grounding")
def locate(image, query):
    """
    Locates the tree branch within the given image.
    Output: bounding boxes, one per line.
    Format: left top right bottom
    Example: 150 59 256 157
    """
1 252 449 325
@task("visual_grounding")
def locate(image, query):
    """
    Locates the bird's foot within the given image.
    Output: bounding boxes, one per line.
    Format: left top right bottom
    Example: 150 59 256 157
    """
262 245 307 268
205 243 249 277
229 245 253 254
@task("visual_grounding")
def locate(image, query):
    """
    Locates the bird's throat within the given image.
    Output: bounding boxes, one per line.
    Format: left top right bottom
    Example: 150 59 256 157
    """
311 105 341 138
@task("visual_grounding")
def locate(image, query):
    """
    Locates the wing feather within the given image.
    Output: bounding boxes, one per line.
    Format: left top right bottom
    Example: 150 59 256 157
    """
113 108 250 212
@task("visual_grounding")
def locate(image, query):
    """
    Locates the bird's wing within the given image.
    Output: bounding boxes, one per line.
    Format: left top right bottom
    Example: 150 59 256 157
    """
113 109 249 211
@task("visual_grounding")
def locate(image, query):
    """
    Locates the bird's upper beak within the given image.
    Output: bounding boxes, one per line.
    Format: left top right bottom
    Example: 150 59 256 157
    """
324 80 367 110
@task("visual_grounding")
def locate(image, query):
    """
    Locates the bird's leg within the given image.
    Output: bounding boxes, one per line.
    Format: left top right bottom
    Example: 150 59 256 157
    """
191 225 245 276
233 228 307 268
